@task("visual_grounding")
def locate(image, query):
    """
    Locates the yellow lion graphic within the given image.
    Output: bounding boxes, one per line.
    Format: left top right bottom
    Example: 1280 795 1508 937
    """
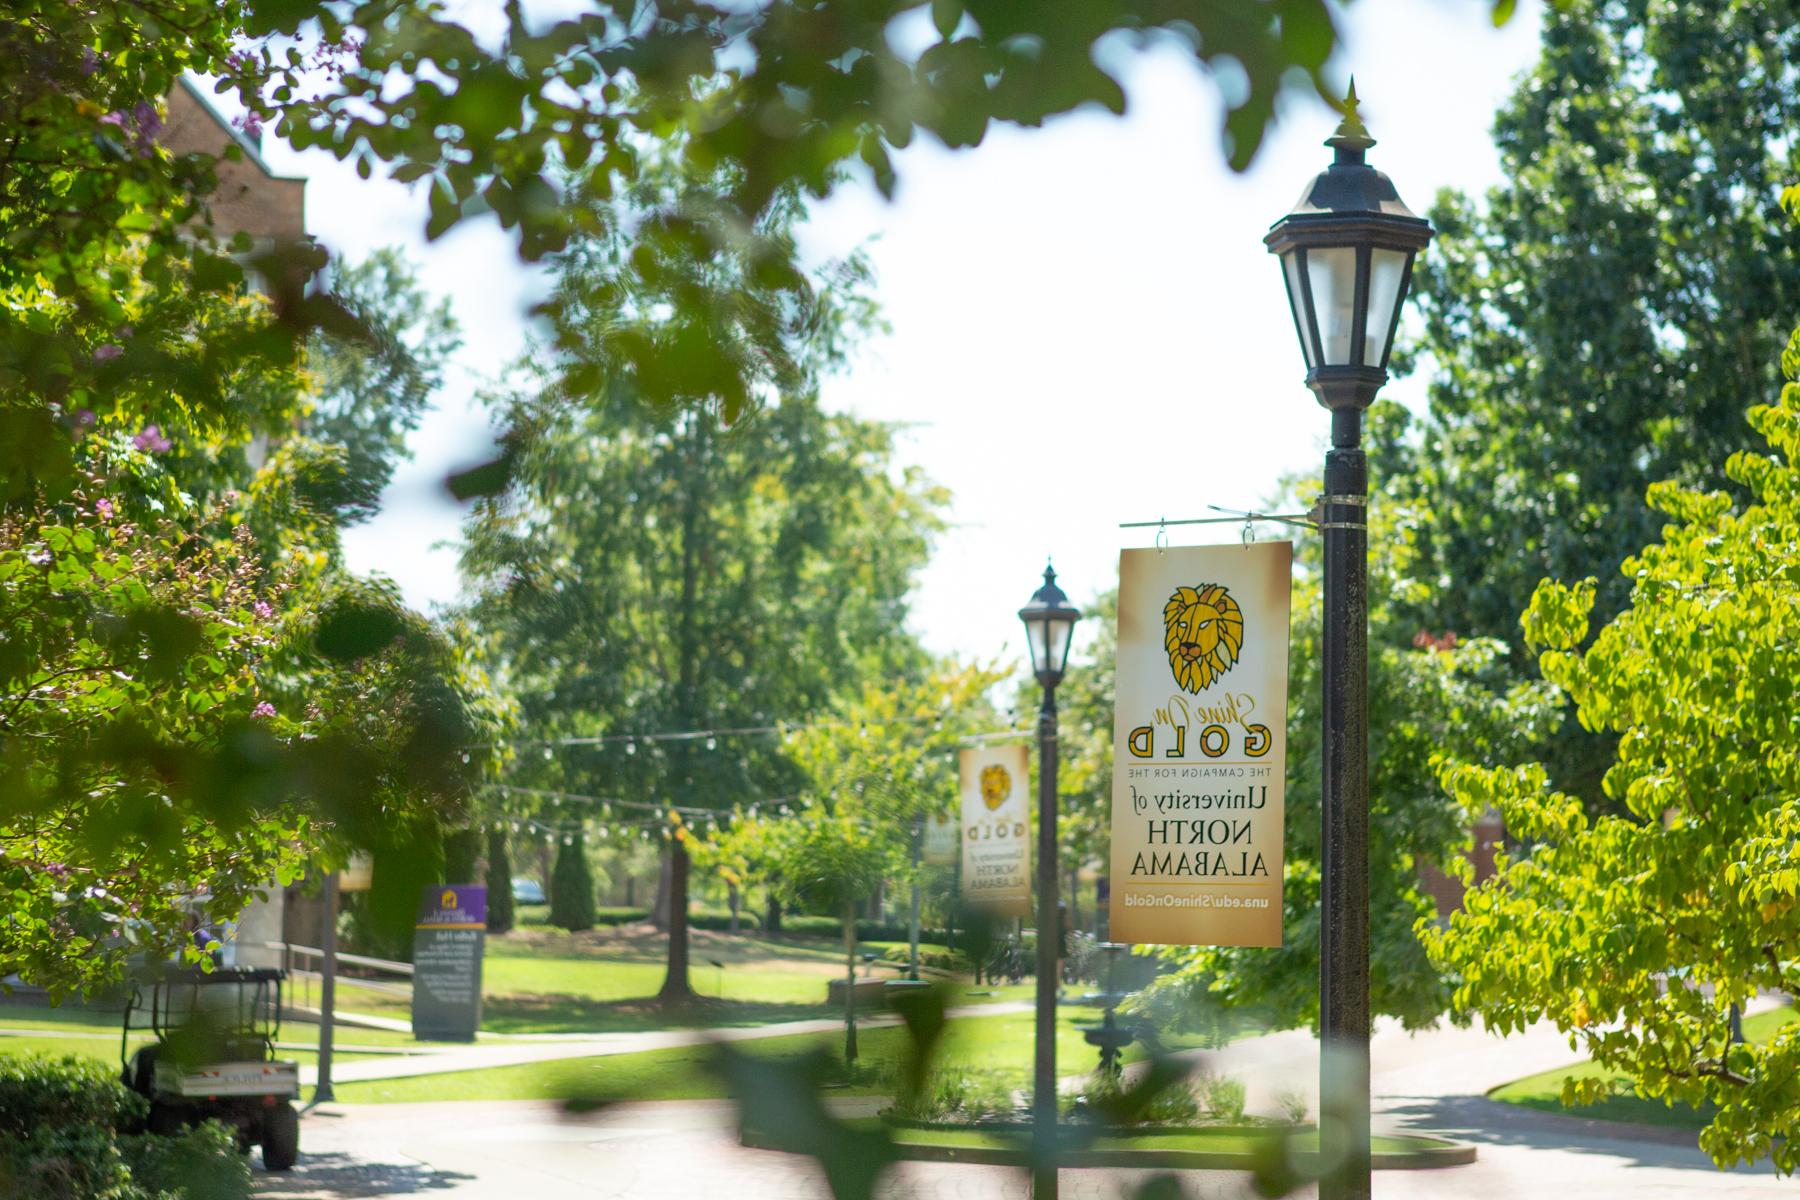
1163 583 1244 693
979 764 1011 810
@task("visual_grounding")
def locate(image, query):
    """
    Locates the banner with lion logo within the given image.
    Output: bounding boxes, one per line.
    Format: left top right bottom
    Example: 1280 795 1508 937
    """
959 745 1031 918
1109 542 1292 946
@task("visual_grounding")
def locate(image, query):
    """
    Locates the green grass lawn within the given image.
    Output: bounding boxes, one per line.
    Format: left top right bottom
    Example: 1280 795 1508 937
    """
332 1002 1221 1105
0 1002 427 1077
1489 1004 1795 1129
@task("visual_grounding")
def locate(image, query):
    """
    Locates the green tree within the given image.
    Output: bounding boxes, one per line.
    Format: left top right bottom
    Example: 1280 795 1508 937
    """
1424 285 1800 1173
550 833 598 933
704 663 1005 1050
485 828 516 934
443 827 481 884
461 165 944 1000
1403 0 1800 799
302 248 461 523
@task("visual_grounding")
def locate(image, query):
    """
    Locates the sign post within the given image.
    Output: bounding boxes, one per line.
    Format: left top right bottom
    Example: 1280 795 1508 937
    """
1108 542 1292 946
411 884 486 1042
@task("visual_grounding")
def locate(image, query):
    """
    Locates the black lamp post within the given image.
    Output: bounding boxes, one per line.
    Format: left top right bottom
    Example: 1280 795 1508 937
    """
1264 84 1431 1200
1018 563 1080 1200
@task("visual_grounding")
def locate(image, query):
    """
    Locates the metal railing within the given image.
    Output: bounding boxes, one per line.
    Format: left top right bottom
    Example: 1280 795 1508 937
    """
251 942 412 1012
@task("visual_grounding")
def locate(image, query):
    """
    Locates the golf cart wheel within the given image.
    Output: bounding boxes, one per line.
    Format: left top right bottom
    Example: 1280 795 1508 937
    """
261 1102 299 1171
129 1045 158 1096
147 1102 186 1138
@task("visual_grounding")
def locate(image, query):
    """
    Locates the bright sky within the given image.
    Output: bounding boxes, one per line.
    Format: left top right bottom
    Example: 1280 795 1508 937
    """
284 0 1546 670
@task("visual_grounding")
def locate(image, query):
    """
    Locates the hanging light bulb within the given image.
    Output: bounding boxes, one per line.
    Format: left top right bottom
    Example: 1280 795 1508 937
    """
706 735 717 751
625 739 637 755
543 746 554 760
460 752 471 764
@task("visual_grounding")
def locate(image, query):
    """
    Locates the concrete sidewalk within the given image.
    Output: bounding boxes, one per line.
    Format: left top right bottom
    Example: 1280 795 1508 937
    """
263 1016 1799 1199
301 1001 1033 1086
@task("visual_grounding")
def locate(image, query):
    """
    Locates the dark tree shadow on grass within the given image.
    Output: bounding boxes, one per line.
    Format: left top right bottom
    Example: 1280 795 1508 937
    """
481 994 839 1035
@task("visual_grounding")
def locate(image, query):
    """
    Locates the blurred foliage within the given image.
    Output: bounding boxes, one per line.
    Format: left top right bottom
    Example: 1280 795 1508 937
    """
1401 0 1800 803
461 160 947 996
303 247 462 523
0 1054 248 1200
1136 468 1563 1038
1 0 1491 493
1423 302 1800 1174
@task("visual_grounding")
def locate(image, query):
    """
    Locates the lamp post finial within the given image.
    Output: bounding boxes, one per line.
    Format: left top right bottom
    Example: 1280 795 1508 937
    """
1326 78 1376 158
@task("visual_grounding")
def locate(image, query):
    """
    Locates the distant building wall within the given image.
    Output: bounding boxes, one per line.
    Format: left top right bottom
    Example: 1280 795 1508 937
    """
1419 808 1505 920
160 79 305 244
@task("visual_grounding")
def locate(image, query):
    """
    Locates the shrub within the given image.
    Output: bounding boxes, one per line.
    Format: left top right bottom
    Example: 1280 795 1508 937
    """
0 1052 142 1138
0 1055 248 1200
688 909 762 932
1274 1086 1309 1124
882 1064 1017 1122
1198 1072 1247 1123
550 833 597 931
123 1120 252 1200
485 828 515 934
775 916 951 943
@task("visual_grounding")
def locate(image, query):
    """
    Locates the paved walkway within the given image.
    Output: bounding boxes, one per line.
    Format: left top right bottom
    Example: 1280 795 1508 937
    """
302 1002 1034 1086
255 1015 1795 1199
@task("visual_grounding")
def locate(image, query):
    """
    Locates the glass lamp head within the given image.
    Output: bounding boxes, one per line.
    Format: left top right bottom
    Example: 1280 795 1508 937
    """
1264 84 1433 413
1018 563 1081 689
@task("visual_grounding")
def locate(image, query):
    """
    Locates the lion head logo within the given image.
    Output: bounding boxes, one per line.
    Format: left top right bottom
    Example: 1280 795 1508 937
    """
978 764 1011 810
1163 583 1244 693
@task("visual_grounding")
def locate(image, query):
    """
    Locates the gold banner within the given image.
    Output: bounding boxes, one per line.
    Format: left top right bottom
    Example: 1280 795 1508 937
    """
1108 542 1292 946
959 744 1031 918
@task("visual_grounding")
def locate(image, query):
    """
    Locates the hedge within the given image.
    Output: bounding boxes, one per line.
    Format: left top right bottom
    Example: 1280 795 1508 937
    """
0 1054 251 1200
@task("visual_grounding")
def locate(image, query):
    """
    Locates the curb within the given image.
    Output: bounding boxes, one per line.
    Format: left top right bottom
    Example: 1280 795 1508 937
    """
742 1123 1477 1171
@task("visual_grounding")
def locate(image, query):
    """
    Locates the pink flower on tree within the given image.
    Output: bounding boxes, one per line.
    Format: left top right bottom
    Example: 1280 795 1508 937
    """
92 344 123 363
251 701 277 719
133 425 171 453
253 600 273 620
94 498 113 520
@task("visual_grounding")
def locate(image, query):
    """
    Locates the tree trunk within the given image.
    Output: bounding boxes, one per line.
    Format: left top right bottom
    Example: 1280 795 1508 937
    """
842 896 858 1064
652 849 673 931
624 871 635 907
728 882 740 934
765 891 782 935
865 879 883 922
656 839 693 1001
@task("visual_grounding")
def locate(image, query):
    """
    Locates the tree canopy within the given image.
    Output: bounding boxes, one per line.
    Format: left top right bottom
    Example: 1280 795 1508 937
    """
1401 0 1800 798
1425 260 1800 1172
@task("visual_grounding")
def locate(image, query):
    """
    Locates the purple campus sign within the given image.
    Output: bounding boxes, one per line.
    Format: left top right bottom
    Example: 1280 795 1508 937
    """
413 884 487 1041
416 884 487 929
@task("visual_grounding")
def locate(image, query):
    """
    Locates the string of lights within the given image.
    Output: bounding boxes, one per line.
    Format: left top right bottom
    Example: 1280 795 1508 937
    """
486 709 1042 754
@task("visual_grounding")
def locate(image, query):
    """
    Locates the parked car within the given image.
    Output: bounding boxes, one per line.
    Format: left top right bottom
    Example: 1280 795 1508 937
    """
511 877 546 904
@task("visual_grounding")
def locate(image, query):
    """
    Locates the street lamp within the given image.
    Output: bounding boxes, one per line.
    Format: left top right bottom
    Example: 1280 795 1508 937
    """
1264 84 1432 1200
1018 563 1080 1200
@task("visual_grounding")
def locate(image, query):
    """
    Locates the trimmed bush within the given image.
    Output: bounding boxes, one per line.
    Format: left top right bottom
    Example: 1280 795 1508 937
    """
0 1054 249 1200
775 916 952 944
485 828 515 934
443 826 482 884
549 833 597 932
0 1052 141 1137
